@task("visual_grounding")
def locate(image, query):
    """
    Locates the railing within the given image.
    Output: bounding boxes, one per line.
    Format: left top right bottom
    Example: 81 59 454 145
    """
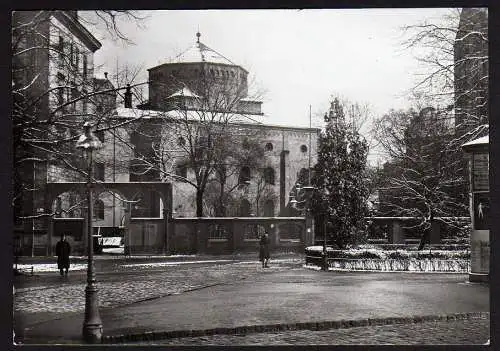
305 256 470 272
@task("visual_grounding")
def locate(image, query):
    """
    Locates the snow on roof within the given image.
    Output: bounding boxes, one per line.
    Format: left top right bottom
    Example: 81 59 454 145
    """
462 135 489 149
173 34 237 66
167 87 200 99
114 106 264 124
114 107 174 119
113 107 320 132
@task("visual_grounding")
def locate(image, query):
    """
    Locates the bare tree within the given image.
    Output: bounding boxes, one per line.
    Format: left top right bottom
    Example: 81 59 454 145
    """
401 8 488 141
121 65 265 217
12 10 147 225
373 107 469 249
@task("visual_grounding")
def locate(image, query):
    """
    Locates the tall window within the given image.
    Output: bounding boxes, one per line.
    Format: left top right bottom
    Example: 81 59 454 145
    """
74 46 79 68
94 162 104 181
95 130 104 143
239 166 251 184
83 55 88 80
175 164 187 179
264 167 275 185
69 42 74 66
93 199 105 220
264 200 274 217
58 36 64 63
239 199 251 217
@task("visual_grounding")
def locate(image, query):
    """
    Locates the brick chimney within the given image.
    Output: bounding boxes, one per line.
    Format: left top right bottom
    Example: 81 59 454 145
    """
124 84 132 108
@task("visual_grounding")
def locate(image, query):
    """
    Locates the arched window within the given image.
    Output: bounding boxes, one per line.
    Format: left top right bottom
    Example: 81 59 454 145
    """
242 138 250 149
265 142 273 151
239 166 251 184
264 167 275 185
93 199 104 220
298 168 309 184
177 136 186 146
264 200 274 217
239 199 251 217
175 164 187 179
94 162 104 181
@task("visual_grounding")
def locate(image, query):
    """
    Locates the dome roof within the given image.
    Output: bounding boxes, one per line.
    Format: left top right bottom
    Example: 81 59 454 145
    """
173 32 237 66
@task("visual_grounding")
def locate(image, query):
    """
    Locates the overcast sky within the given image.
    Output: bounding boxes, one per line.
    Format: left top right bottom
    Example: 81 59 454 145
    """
83 9 453 163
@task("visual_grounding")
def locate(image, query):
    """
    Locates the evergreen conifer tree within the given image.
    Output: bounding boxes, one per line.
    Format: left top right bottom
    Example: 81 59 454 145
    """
312 98 370 249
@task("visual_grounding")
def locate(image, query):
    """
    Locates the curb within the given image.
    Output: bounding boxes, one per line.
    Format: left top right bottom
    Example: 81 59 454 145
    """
102 311 489 344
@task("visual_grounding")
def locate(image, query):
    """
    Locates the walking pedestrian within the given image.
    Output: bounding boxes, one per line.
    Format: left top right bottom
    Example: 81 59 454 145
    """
56 234 71 276
259 231 270 268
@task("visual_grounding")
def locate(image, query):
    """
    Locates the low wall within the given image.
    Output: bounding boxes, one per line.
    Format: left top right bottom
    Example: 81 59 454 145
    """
168 217 307 255
126 218 166 254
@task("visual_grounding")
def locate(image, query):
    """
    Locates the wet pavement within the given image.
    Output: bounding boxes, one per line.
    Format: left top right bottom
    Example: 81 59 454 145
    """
13 255 490 345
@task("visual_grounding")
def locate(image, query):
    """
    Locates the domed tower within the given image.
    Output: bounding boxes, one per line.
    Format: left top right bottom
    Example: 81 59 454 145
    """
142 32 262 115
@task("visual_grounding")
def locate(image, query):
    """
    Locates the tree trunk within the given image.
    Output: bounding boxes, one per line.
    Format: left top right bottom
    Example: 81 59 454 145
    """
418 230 429 251
196 189 204 217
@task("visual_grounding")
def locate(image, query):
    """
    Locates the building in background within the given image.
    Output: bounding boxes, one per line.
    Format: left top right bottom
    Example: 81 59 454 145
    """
93 33 319 223
453 7 488 138
13 26 319 255
13 10 102 255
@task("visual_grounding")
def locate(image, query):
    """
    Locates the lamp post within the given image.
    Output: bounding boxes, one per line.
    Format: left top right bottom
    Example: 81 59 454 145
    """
76 122 103 343
289 183 317 262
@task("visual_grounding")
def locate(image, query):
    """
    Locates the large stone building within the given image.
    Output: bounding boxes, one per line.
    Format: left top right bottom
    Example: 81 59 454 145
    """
13 25 319 255
90 33 319 224
453 7 488 137
12 11 103 254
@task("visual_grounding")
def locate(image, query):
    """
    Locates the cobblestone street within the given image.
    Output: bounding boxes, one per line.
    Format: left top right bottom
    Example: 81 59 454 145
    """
142 318 489 345
14 258 299 314
14 256 489 346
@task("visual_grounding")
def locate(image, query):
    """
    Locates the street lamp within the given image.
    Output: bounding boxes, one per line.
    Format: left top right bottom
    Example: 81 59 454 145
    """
76 122 103 343
289 183 314 211
289 183 321 267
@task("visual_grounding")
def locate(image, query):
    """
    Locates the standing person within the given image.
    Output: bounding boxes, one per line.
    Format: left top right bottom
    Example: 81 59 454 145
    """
56 234 71 276
259 231 270 268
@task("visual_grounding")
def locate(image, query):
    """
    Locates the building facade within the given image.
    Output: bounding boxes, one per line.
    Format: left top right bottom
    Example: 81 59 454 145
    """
453 7 488 137
89 33 319 225
13 10 102 255
14 27 319 254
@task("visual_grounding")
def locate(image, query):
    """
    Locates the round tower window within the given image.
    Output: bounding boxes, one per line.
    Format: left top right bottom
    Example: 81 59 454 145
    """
300 145 308 153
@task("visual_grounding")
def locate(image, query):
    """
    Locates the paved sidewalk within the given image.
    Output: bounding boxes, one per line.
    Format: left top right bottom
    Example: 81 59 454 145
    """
16 264 489 345
135 318 490 345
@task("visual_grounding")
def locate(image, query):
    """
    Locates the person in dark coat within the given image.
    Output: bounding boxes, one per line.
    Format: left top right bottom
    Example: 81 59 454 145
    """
56 234 71 276
259 232 270 268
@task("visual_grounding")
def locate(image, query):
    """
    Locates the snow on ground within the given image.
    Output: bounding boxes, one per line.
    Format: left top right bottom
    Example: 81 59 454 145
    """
102 247 124 254
14 263 87 273
120 260 234 268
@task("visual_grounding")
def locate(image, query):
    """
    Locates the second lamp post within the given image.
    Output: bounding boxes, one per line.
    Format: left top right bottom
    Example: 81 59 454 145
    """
76 121 103 343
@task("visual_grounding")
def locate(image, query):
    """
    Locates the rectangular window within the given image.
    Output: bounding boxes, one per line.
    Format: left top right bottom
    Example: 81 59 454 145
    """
75 46 79 69
96 130 104 143
57 87 64 106
58 36 64 63
83 55 88 80
82 89 88 114
69 42 74 66
94 162 105 181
